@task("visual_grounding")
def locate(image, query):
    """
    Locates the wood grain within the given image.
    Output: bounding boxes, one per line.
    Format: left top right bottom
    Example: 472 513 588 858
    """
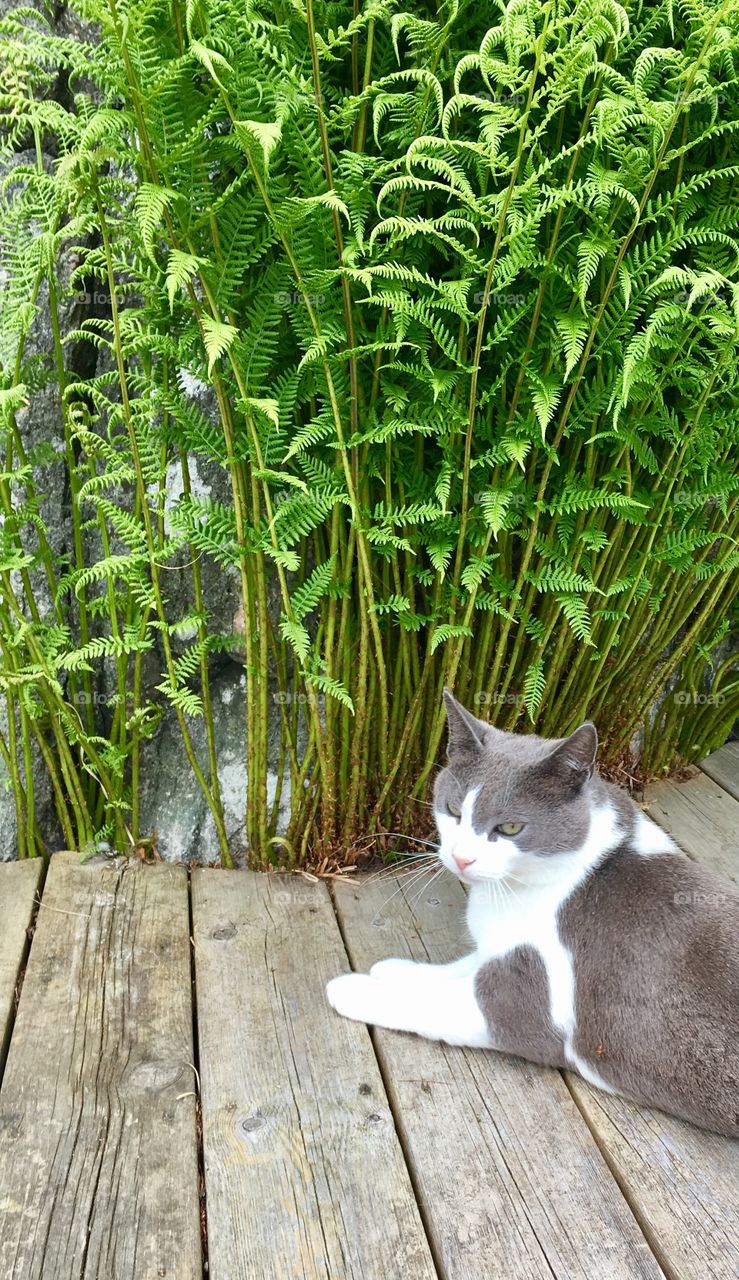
0 859 43 1076
0 852 201 1280
334 872 663 1280
700 741 739 804
644 770 738 881
564 1082 739 1280
192 869 436 1280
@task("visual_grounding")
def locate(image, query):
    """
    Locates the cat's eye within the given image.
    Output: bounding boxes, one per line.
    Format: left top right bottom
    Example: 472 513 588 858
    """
446 799 462 818
495 821 525 836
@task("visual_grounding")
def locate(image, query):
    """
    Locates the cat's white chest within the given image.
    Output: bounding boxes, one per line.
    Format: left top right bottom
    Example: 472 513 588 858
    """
466 882 577 1036
466 882 563 960
462 836 618 1089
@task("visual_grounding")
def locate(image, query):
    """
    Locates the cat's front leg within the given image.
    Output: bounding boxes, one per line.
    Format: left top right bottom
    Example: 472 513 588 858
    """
369 953 478 981
325 970 492 1047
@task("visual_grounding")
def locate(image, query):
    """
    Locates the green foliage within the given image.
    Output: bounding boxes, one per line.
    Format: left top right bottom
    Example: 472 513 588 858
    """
0 0 738 863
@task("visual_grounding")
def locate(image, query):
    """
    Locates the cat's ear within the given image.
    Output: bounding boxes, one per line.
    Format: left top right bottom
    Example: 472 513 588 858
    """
542 722 597 787
443 688 486 754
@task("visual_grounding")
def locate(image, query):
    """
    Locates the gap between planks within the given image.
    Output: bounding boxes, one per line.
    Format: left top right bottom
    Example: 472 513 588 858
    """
0 858 46 1086
186 867 210 1280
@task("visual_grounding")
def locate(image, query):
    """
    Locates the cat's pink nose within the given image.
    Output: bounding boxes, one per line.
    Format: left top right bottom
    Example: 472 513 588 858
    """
453 852 476 872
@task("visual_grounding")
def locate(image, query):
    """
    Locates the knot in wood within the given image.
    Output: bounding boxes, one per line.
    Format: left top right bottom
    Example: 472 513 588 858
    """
211 923 237 941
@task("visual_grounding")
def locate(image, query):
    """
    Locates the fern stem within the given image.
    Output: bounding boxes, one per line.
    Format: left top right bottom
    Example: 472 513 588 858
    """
178 444 228 858
94 184 232 864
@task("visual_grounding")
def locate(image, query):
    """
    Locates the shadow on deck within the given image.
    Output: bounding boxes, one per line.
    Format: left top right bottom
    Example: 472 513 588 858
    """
0 742 737 1279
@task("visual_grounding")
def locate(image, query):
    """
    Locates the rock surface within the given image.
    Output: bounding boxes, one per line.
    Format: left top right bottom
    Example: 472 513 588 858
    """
136 665 295 865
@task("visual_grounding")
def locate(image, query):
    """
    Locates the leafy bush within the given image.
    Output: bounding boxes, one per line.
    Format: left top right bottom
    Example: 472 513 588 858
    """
0 0 737 863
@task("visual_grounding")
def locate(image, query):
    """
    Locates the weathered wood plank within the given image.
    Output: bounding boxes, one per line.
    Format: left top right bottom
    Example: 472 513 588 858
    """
643 771 738 881
192 869 437 1280
700 741 739 804
0 852 201 1280
564 1083 739 1280
0 859 44 1075
333 873 663 1280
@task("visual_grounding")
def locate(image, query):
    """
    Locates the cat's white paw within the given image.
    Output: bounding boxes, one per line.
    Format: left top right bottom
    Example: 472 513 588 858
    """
326 973 380 1024
369 957 419 980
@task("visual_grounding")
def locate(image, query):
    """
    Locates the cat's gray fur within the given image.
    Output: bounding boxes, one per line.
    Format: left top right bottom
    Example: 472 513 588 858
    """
327 692 739 1137
438 693 739 1137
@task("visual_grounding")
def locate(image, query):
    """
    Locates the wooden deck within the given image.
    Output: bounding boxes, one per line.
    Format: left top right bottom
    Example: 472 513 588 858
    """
0 745 737 1280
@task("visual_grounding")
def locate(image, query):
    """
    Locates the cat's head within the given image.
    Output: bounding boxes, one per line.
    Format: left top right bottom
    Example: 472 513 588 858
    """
433 690 599 885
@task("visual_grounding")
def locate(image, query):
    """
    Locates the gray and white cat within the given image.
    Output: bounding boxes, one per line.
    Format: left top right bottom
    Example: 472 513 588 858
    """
327 690 739 1138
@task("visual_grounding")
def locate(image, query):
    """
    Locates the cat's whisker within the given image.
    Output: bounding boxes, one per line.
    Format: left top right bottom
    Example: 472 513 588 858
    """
496 878 516 912
366 849 432 870
371 878 416 919
485 878 498 914
371 852 438 868
397 863 441 891
500 872 529 887
367 860 438 886
407 865 445 911
373 863 440 918
379 832 440 849
366 853 439 881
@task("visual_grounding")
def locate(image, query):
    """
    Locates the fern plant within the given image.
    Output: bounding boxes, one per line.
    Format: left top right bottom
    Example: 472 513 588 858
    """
0 0 737 864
